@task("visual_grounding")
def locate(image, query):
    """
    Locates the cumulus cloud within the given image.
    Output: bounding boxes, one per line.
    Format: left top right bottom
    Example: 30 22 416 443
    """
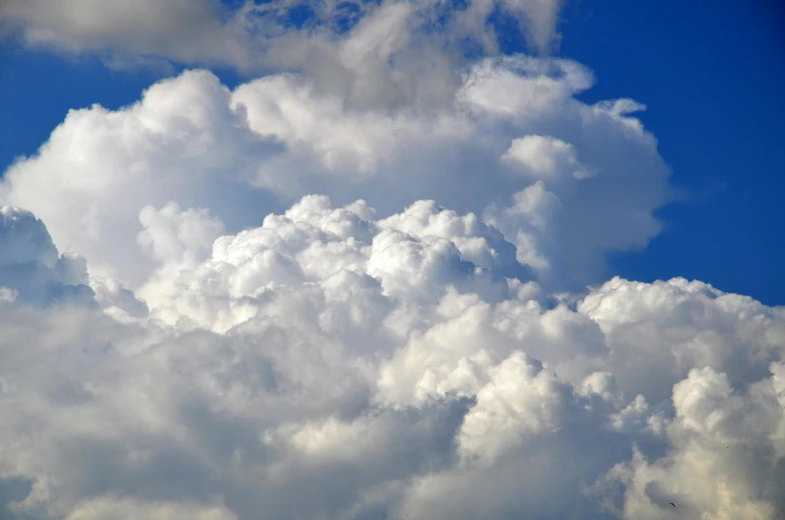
1 2 783 518
0 193 783 519
1 54 670 293
138 202 226 267
0 205 94 306
0 69 276 287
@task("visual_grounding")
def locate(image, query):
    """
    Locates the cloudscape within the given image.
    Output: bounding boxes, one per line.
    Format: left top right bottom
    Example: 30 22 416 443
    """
0 1 784 519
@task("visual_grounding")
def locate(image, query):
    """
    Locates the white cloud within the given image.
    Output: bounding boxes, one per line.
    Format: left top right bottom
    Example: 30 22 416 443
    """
0 205 94 306
1 54 670 294
502 134 592 180
578 277 785 405
457 351 572 465
1 2 783 517
0 197 783 519
0 69 276 287
589 363 785 520
138 202 225 267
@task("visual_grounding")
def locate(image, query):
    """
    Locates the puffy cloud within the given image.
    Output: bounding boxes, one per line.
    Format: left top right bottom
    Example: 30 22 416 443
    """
0 205 94 306
1 54 670 294
0 69 276 287
0 197 782 519
1 3 782 517
0 205 59 267
589 364 785 520
456 352 573 464
138 202 226 267
578 277 785 405
502 134 592 180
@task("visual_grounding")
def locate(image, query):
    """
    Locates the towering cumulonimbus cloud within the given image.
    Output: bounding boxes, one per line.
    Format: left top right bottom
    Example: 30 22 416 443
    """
0 1 783 519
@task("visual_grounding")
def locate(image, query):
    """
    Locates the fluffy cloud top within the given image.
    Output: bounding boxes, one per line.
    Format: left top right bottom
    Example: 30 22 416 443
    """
1 55 669 293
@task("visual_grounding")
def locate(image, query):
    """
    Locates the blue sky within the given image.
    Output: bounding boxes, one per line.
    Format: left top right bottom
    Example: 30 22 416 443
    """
1 0 783 304
560 0 785 306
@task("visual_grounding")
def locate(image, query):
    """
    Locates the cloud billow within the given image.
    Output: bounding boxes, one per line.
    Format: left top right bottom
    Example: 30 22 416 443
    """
0 1 783 519
0 193 783 519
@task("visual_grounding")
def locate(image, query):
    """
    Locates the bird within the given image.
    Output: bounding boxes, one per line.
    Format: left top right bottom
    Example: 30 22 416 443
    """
669 502 676 508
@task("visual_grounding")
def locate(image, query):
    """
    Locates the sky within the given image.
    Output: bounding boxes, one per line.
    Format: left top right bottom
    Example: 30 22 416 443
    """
1 0 784 305
0 1 784 519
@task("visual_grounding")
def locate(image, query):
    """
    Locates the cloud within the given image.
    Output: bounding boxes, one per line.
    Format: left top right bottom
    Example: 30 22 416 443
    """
0 0 565 70
1 2 782 517
0 205 95 306
589 363 785 520
0 0 574 114
0 195 783 519
138 202 226 267
0 0 253 67
0 69 277 288
1 55 670 294
502 134 592 180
